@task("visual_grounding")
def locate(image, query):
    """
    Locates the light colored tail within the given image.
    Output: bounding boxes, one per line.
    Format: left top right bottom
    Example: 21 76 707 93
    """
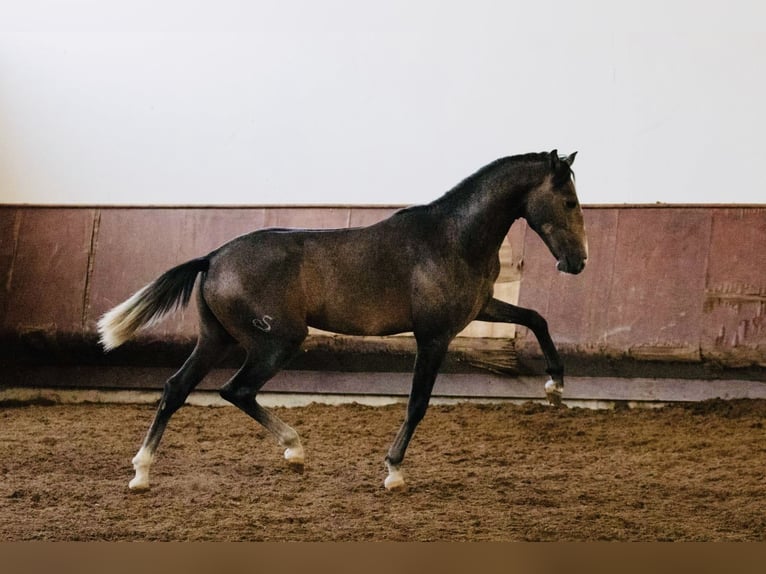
97 257 209 351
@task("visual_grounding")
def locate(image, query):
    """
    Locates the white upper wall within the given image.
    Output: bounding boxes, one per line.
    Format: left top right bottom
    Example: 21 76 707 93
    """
1 0 764 205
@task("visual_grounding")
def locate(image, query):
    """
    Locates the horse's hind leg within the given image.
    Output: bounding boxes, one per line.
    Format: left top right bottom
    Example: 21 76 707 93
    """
129 338 228 490
219 337 307 473
129 299 233 490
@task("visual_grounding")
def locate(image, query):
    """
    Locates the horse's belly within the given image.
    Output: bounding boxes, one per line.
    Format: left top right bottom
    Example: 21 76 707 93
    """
306 296 413 337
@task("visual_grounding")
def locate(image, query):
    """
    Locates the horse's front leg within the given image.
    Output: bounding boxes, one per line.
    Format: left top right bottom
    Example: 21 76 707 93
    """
476 298 565 406
384 336 450 490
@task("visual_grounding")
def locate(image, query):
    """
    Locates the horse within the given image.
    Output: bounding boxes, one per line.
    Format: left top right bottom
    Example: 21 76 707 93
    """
98 150 587 492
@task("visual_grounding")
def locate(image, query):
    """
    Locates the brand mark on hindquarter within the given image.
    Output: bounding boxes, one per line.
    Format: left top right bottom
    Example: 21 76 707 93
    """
252 315 274 333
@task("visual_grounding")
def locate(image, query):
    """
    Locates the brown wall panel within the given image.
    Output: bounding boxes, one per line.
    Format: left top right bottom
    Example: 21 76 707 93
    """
348 207 399 228
177 208 268 255
604 208 711 360
702 208 766 365
1 208 95 335
0 208 20 327
262 206 353 229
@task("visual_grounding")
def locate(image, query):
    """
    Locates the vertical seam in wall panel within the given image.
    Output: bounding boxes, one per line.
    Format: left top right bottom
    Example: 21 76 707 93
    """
603 209 621 347
81 209 101 333
698 208 715 360
5 209 23 295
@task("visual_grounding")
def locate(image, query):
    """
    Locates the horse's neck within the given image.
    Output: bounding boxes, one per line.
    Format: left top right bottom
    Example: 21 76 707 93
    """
436 163 536 262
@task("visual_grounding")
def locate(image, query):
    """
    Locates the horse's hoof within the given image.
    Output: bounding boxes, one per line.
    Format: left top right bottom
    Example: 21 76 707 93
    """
128 477 150 491
544 379 563 407
546 391 563 407
384 476 406 491
384 466 406 491
284 446 305 474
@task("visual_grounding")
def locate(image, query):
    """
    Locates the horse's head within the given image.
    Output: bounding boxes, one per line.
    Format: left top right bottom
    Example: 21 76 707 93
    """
523 150 588 274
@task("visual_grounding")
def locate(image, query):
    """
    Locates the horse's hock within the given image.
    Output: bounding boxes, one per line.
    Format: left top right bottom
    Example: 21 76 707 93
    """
1 204 764 402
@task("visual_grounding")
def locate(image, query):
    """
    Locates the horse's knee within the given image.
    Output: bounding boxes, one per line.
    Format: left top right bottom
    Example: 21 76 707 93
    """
524 308 548 333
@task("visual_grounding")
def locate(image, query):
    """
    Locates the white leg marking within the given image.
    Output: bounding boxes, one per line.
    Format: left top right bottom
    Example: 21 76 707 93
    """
384 461 406 491
128 446 153 491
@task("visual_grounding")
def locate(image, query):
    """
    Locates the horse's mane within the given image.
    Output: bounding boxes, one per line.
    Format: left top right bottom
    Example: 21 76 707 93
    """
393 152 567 218
431 152 554 206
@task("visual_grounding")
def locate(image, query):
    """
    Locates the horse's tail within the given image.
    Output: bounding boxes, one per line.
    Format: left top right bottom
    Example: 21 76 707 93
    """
97 257 210 351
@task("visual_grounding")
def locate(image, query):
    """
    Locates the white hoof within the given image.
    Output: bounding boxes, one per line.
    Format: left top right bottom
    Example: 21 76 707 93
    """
129 447 152 491
128 475 150 491
284 445 305 473
544 379 558 393
545 379 563 406
284 445 304 464
384 465 406 491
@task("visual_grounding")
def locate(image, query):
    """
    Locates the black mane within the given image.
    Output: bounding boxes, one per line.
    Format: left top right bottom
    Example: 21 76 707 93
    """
392 152 556 219
431 152 555 208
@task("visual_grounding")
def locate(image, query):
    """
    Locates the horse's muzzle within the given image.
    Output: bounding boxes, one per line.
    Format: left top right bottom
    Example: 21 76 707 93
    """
556 256 586 275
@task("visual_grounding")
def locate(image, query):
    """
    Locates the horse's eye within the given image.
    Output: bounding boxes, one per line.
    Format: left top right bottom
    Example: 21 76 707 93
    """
565 200 578 209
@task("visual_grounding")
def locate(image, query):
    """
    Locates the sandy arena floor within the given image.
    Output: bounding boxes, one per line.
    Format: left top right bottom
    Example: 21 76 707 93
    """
1 398 764 541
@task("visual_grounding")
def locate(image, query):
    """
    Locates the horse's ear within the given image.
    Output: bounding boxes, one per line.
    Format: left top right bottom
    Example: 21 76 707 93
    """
565 152 577 166
550 150 559 168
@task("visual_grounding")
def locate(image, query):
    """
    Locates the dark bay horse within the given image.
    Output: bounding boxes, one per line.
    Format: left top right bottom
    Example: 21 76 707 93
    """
98 150 587 491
